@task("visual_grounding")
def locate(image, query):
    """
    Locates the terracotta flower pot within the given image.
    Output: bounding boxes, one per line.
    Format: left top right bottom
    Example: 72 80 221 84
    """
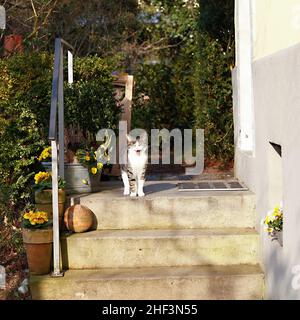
4 34 24 56
22 228 53 275
35 189 65 227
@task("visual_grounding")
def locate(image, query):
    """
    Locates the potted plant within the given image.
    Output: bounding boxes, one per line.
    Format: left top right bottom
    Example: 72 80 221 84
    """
74 147 104 185
37 142 109 194
263 204 283 246
22 209 53 275
33 171 66 227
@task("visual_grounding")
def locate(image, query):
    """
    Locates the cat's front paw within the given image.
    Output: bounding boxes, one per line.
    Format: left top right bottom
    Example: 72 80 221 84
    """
123 188 130 196
138 192 145 197
130 192 137 197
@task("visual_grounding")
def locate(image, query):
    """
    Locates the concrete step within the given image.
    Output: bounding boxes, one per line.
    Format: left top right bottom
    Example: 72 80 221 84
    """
30 265 264 300
72 182 256 230
61 228 259 269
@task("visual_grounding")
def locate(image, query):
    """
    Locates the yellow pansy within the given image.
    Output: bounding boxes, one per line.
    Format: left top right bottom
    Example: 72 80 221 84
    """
27 211 48 226
91 167 98 175
85 155 91 161
23 210 33 220
38 147 51 162
34 171 51 184
97 162 103 170
265 215 271 225
274 212 283 218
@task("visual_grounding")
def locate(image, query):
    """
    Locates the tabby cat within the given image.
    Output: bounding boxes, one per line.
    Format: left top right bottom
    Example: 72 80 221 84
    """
121 134 148 197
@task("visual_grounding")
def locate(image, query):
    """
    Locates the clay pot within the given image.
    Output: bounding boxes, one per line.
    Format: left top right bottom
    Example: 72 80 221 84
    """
22 228 53 275
64 205 94 233
4 34 24 56
35 189 65 227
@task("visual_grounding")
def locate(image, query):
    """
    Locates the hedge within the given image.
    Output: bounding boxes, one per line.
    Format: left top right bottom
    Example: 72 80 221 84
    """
0 52 120 225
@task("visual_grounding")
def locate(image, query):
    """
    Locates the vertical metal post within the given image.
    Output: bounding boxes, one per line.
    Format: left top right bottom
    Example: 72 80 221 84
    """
68 50 73 85
49 38 73 278
51 139 62 277
58 46 65 179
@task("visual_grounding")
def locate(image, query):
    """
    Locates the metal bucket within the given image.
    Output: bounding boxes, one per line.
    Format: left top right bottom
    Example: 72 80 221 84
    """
42 162 101 194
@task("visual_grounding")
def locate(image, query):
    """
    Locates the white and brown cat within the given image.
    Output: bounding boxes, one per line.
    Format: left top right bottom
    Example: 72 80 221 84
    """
121 134 148 197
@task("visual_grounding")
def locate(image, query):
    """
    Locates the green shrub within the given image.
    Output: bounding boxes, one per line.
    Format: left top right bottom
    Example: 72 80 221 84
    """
132 0 198 132
194 0 235 164
0 52 120 225
193 33 234 163
132 63 177 132
0 53 51 224
65 56 120 135
132 59 197 132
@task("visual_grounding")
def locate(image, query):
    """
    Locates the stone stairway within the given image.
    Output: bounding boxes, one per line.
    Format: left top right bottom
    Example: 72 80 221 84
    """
30 181 264 300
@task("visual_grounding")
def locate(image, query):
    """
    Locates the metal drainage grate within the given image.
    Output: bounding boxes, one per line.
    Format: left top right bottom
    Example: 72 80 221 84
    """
178 181 248 192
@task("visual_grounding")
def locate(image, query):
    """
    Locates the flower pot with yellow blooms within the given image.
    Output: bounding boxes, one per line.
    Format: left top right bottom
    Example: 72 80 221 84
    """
263 204 283 247
33 171 66 227
71 148 104 193
22 210 53 275
37 146 107 194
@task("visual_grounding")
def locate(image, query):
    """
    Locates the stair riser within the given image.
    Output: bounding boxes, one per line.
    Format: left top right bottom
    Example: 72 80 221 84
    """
31 274 264 300
80 194 256 230
61 234 259 269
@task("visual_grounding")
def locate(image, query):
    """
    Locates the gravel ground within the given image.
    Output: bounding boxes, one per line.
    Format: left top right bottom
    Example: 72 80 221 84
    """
0 225 31 300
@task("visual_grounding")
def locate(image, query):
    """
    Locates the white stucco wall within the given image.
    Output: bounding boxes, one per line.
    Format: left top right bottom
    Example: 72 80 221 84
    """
253 0 300 60
252 43 300 300
234 0 300 299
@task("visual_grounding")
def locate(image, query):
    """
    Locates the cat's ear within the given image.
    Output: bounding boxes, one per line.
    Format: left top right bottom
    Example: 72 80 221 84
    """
126 134 133 142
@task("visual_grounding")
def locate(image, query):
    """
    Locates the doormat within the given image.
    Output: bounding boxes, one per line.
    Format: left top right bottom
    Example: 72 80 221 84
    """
178 181 248 191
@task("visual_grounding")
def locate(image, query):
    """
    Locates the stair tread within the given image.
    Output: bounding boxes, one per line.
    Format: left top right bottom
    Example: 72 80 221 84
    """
62 228 259 240
80 191 255 200
32 264 264 282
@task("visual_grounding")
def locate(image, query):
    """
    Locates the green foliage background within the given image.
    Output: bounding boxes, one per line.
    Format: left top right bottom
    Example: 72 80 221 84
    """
194 0 235 163
132 0 199 132
132 0 235 163
0 53 120 225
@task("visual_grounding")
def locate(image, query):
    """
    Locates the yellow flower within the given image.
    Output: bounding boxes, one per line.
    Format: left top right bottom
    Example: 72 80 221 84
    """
274 212 283 218
27 211 48 226
82 179 88 185
34 171 51 184
38 147 51 162
23 210 33 220
85 155 91 161
91 167 98 175
97 162 103 170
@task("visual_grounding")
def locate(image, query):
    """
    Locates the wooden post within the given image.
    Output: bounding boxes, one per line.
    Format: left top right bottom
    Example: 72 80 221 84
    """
109 74 134 177
124 75 134 132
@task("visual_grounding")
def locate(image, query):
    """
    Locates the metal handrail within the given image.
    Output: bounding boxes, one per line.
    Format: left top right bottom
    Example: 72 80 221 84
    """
48 38 73 277
49 38 74 140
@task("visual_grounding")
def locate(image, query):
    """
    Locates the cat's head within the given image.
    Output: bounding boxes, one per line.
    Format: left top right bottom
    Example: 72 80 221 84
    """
127 133 148 156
